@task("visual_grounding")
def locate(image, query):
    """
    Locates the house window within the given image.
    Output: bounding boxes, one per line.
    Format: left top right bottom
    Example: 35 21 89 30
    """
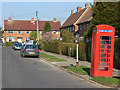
71 26 75 32
25 38 29 41
18 30 21 34
7 37 14 42
79 25 82 31
83 24 85 30
26 31 30 34
8 30 13 33
73 26 75 32
53 31 58 34
87 23 89 29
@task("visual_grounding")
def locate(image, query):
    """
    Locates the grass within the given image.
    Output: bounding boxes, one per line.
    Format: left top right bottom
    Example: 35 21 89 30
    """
39 52 65 62
67 66 90 75
91 77 120 87
67 66 120 87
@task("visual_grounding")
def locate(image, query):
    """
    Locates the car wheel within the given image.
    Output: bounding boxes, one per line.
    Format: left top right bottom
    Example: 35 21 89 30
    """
36 55 39 58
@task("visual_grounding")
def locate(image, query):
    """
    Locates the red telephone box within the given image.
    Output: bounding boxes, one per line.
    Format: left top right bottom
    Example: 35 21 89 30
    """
90 24 115 77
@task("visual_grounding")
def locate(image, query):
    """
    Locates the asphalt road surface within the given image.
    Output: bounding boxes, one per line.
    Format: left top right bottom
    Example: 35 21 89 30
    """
2 47 101 88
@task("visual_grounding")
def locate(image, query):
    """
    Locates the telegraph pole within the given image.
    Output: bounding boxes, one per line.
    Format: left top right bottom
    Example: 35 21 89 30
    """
36 11 39 45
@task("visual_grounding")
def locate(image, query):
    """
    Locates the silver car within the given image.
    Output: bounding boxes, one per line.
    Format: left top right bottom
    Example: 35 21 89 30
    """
12 42 22 50
20 44 39 58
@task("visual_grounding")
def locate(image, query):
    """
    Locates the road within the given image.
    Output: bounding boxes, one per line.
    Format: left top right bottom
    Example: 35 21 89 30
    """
2 47 101 88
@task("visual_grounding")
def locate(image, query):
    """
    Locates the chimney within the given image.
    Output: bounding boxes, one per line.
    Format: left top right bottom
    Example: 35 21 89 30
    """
93 0 96 6
31 17 35 24
71 10 74 15
8 17 12 22
77 6 82 12
85 3 89 8
53 18 57 22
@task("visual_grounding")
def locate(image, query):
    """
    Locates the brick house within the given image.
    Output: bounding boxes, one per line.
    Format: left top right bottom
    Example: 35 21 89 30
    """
4 18 61 43
60 3 92 38
76 7 92 37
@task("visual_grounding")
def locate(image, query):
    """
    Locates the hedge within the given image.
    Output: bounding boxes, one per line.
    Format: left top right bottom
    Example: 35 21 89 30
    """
5 42 15 46
39 40 86 61
114 38 120 69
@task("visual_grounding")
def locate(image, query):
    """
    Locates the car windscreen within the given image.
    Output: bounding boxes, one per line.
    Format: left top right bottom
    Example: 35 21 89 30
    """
25 45 38 49
15 43 22 46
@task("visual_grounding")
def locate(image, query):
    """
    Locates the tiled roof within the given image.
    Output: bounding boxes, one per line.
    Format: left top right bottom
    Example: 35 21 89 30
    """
61 8 86 28
76 7 92 24
4 20 61 31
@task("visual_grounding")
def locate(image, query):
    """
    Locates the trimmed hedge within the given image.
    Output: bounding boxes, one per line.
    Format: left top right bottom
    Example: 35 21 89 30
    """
39 40 86 61
5 42 15 46
114 38 120 69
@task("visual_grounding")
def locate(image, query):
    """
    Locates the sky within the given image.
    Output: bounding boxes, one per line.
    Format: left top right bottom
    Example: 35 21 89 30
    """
1 1 94 29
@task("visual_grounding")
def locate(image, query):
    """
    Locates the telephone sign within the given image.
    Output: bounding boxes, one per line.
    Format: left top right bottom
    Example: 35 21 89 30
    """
75 34 79 44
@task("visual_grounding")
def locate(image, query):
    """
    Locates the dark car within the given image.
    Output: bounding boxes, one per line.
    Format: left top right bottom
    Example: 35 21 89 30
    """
20 44 39 57
12 42 22 50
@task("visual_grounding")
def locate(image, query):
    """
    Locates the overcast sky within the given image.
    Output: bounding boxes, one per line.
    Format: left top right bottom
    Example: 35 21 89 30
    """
1 0 94 29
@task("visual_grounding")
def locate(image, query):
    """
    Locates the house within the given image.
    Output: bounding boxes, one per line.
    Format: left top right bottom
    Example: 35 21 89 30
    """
4 17 61 43
76 7 92 37
60 3 92 38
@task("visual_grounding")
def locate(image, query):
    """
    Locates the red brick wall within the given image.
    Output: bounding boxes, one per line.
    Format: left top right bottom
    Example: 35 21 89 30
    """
4 30 60 42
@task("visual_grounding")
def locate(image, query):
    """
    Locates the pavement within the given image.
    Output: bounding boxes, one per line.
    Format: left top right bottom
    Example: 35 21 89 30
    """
40 50 120 88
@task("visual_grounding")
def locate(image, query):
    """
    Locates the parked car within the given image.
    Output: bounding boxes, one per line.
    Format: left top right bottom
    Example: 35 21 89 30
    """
20 44 39 58
12 42 22 50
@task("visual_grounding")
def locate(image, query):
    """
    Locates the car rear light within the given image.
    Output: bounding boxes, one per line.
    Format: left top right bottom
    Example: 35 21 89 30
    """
24 49 27 51
37 49 39 52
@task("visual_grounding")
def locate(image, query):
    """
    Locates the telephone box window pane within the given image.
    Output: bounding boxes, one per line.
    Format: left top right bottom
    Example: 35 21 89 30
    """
101 58 104 61
99 54 100 57
100 49 104 53
102 36 109 40
101 54 105 57
107 50 111 53
110 37 111 40
101 45 104 48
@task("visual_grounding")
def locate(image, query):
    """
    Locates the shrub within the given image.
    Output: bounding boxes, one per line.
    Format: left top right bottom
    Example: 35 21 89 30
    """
58 41 63 55
86 41 92 62
114 38 120 69
38 40 43 50
78 41 86 61
5 42 15 46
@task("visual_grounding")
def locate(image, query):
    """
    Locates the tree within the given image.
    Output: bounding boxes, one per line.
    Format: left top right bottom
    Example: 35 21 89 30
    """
29 31 37 40
42 32 53 42
0 26 2 31
43 21 51 34
62 30 74 43
84 2 120 38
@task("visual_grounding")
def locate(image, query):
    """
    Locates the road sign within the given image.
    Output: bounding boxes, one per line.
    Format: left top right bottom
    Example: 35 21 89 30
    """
75 34 79 68
75 34 79 44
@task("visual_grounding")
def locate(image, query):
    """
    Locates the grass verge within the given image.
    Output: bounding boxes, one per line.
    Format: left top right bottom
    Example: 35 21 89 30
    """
39 52 65 62
91 77 120 87
66 66 120 87
67 66 90 75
